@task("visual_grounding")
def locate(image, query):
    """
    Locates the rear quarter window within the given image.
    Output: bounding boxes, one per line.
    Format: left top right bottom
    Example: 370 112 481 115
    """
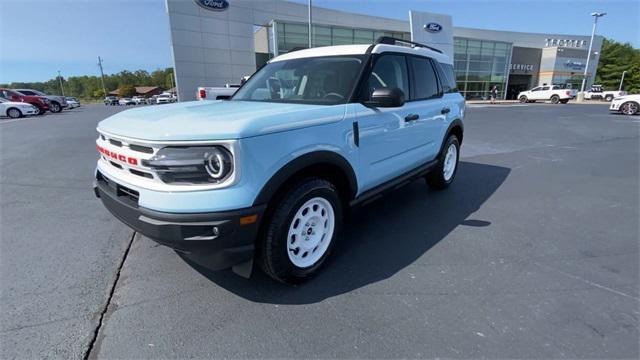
435 62 458 93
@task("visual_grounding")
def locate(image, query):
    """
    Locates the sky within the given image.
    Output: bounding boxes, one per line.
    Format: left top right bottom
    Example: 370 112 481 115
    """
1 0 638 84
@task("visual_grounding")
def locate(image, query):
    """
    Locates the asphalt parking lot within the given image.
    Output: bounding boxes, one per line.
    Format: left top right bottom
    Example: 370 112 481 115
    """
1 103 638 359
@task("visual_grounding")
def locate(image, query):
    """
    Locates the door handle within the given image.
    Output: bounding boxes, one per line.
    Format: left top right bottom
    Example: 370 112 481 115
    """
441 107 451 115
404 114 419 122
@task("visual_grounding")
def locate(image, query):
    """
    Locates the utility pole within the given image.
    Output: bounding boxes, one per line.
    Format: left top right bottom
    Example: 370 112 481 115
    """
578 12 606 101
619 71 627 91
308 0 313 48
57 70 65 97
97 56 107 98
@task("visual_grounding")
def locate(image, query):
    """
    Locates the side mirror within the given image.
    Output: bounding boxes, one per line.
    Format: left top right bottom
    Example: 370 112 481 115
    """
368 87 405 108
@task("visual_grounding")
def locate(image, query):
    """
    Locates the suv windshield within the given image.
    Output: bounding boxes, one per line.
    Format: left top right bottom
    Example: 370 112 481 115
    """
233 55 365 105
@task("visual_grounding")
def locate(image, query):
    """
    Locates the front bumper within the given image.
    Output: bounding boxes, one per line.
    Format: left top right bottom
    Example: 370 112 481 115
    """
610 102 622 111
94 171 265 270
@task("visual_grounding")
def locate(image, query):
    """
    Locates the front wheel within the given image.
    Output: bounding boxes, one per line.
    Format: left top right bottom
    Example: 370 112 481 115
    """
519 96 527 103
550 95 560 104
259 178 343 284
427 135 460 190
621 101 639 115
50 102 62 113
605 95 614 102
7 108 22 119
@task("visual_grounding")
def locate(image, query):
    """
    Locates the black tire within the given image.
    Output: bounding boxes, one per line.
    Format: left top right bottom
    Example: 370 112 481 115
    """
50 101 62 113
36 107 46 115
621 101 639 115
7 108 22 119
560 99 569 104
259 177 343 284
519 95 527 103
427 135 460 190
550 95 560 104
605 95 614 102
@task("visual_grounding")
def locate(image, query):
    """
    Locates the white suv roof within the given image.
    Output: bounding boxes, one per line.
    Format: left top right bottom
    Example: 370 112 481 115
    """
271 43 452 65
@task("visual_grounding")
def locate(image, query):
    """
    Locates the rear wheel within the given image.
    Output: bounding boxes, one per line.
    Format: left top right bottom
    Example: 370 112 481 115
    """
519 95 527 103
259 178 343 284
605 95 614 102
550 95 560 104
621 101 639 115
427 135 460 190
7 108 22 119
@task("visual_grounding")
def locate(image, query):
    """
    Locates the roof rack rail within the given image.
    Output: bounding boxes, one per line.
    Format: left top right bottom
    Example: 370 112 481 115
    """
374 36 443 54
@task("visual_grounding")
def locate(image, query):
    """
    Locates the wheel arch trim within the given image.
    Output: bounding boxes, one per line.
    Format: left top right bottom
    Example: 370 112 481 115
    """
252 150 358 206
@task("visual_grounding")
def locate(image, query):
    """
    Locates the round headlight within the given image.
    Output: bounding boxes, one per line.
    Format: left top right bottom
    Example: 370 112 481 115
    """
205 150 227 179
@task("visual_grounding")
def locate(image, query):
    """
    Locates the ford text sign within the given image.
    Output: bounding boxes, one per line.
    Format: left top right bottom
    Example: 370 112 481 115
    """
424 23 442 33
195 0 229 11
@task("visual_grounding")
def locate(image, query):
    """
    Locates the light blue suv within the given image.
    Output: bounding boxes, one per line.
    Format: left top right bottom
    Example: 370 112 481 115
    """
94 37 465 284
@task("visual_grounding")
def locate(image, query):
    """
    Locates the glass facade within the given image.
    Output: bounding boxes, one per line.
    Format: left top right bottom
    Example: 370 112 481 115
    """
453 38 512 100
275 21 410 54
272 22 515 100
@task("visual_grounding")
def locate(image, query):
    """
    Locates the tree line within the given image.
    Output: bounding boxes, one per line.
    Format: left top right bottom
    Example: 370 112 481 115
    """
0 68 175 100
594 38 639 94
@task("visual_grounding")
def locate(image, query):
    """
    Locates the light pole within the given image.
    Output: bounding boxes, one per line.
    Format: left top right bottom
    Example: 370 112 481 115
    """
308 0 313 48
579 12 606 101
619 71 627 91
57 70 65 97
98 56 107 98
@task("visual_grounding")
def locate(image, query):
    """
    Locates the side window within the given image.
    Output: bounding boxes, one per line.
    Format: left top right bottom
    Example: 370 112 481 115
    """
435 62 458 93
541 86 550 91
408 56 439 100
531 87 541 92
362 54 409 101
19 90 33 95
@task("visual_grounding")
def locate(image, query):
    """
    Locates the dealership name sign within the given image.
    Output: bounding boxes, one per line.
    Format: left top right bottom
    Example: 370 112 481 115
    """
195 0 229 11
545 38 587 48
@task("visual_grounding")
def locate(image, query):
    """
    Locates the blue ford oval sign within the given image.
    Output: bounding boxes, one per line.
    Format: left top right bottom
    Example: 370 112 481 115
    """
195 0 229 11
424 22 442 33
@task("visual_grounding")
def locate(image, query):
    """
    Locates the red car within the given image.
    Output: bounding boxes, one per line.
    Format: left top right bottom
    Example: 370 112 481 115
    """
0 88 50 115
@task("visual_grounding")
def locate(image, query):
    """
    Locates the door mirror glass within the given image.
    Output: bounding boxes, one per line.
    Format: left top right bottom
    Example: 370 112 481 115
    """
368 87 405 107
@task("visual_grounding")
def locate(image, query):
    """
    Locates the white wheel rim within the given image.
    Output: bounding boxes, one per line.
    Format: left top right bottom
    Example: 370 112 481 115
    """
443 143 458 181
623 103 637 115
8 109 19 118
287 197 335 268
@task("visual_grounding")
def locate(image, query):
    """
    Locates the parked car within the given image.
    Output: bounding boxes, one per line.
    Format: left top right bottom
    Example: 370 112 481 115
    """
65 97 80 108
518 85 573 104
119 98 135 106
93 37 464 284
131 96 146 105
13 89 67 113
584 85 627 102
609 94 639 115
104 96 119 106
155 93 174 104
0 88 50 114
146 95 159 105
0 97 39 118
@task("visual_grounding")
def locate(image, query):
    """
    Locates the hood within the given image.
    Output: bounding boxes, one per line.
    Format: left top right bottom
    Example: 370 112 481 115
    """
97 100 346 141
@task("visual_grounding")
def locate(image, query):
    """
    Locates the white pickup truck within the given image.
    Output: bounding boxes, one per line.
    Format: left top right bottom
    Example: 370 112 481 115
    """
518 85 574 104
583 85 627 102
196 76 250 101
196 85 239 101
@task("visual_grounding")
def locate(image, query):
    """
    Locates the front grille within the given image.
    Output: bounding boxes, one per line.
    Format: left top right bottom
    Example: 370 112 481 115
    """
129 144 154 154
129 169 153 179
109 139 123 147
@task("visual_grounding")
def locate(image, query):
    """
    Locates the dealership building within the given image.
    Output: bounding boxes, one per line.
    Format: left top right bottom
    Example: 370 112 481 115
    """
166 0 603 101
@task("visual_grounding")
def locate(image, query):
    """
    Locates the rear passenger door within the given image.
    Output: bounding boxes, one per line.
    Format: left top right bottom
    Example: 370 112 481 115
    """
405 55 445 161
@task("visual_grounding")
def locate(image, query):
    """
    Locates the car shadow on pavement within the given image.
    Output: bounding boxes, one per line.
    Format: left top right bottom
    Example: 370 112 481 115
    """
181 161 510 304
